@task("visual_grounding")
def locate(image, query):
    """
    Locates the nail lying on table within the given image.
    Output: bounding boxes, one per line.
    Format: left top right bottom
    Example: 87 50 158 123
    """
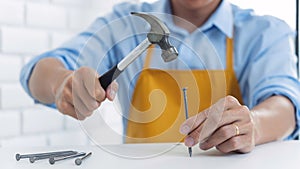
75 152 92 166
49 152 86 165
15 150 77 161
29 151 78 163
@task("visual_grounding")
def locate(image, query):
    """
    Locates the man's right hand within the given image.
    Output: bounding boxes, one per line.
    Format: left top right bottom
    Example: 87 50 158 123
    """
53 67 118 120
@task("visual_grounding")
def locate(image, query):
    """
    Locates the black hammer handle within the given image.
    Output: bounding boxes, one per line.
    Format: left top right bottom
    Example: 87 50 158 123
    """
98 38 151 90
98 65 122 90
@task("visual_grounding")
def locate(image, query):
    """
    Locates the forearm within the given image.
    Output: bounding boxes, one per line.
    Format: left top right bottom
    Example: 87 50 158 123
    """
251 95 296 145
29 58 73 104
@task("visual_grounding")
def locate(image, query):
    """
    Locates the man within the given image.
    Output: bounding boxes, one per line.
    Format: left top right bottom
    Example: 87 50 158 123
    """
20 0 300 153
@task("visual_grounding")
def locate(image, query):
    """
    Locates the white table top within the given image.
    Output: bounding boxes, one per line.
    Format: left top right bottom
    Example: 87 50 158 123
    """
1 141 300 169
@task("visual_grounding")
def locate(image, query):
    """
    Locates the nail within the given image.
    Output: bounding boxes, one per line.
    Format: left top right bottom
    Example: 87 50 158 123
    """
15 150 76 161
185 137 194 147
29 151 78 163
180 125 190 134
75 152 92 165
49 152 86 165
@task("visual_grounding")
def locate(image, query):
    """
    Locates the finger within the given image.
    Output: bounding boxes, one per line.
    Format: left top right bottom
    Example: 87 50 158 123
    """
217 106 250 127
73 92 93 117
62 96 87 120
62 79 97 118
95 80 106 102
184 124 203 147
237 144 255 154
106 81 119 101
82 70 101 98
179 111 207 135
57 100 77 119
62 86 73 104
73 77 100 112
85 76 106 103
200 123 245 150
199 96 242 142
74 107 87 121
76 87 99 112
215 135 249 154
222 95 242 110
75 67 105 104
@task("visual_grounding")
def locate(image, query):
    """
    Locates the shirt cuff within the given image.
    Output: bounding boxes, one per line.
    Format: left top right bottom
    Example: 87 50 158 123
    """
20 50 77 109
252 82 300 140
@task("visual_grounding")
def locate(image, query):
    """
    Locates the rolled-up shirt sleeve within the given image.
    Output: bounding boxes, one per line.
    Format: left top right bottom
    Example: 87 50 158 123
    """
19 13 125 107
245 17 300 139
20 49 79 108
20 2 145 108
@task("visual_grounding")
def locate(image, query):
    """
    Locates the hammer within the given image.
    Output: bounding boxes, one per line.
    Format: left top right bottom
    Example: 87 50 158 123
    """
98 12 178 90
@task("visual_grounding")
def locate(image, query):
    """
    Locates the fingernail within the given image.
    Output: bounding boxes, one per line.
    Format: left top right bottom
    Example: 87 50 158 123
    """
200 141 207 147
200 140 212 150
200 141 207 149
180 125 190 134
185 137 194 147
110 90 116 99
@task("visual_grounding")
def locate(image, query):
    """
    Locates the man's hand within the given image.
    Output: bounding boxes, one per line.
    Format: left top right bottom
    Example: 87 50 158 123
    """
180 96 256 153
54 67 118 120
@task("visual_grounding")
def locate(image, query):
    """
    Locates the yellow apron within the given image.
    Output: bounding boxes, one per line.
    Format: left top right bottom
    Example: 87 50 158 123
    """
126 37 243 143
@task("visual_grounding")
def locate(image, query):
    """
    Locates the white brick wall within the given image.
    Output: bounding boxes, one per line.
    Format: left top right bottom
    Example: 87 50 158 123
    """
1 27 49 54
26 3 67 29
0 55 22 82
68 8 102 30
0 111 21 138
0 2 24 25
0 84 34 109
0 0 130 148
52 0 88 7
22 105 64 134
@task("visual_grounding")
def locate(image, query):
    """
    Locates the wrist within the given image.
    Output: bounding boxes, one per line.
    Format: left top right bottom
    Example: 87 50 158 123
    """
250 110 261 145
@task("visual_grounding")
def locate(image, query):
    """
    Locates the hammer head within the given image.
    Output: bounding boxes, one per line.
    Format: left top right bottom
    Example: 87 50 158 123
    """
131 12 178 62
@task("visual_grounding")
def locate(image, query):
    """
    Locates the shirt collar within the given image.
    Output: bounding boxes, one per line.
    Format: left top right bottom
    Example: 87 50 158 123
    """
151 0 233 38
202 0 233 38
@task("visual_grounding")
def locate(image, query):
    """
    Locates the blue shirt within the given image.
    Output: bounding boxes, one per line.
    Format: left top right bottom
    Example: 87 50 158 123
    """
20 0 300 139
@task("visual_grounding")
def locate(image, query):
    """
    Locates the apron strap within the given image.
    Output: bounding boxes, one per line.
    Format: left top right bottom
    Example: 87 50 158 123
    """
226 37 234 71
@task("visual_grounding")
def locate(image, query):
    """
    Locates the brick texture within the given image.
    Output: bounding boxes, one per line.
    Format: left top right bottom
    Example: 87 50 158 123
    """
0 2 24 25
0 0 132 148
0 111 21 138
0 84 34 109
22 105 64 134
0 55 22 82
26 3 67 29
1 27 49 54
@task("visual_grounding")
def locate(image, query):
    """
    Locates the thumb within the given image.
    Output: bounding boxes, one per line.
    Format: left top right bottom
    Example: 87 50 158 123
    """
179 110 208 135
106 81 119 101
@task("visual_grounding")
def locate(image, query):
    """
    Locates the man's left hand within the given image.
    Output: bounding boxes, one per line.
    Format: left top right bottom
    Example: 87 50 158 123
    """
179 95 256 153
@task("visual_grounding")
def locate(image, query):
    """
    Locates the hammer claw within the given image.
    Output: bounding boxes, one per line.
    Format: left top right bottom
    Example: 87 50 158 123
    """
98 12 178 90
